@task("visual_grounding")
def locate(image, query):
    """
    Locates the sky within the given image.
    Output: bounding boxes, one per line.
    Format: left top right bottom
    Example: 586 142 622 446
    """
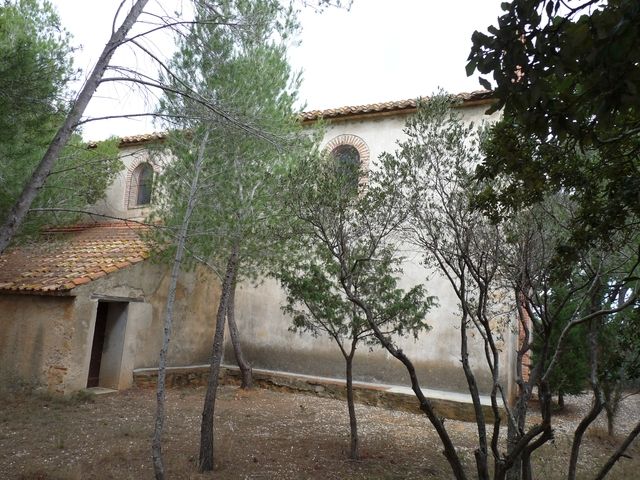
50 0 505 140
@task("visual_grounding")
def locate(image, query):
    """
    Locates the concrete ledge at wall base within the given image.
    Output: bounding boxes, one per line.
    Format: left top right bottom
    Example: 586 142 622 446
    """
132 364 504 423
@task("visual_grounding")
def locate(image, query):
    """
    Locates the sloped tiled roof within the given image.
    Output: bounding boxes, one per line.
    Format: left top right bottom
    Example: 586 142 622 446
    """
0 222 150 295
118 132 168 146
299 90 494 123
110 90 494 147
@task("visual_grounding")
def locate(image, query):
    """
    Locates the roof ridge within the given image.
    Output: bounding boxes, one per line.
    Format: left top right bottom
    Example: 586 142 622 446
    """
88 90 494 146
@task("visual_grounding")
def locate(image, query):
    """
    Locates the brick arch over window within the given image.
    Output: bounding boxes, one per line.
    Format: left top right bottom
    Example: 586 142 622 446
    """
324 134 370 174
125 161 158 209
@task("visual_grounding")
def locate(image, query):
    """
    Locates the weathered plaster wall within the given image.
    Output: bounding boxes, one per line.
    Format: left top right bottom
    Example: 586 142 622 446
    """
0 261 219 394
66 261 220 392
90 145 156 220
0 294 75 393
226 105 514 395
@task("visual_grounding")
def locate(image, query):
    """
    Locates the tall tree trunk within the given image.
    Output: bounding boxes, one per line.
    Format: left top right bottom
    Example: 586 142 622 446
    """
345 349 359 460
460 311 489 480
199 245 239 472
568 317 603 480
226 280 252 389
0 0 149 254
151 130 209 480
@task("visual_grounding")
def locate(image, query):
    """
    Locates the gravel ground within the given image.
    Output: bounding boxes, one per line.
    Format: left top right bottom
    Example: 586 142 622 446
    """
0 385 638 479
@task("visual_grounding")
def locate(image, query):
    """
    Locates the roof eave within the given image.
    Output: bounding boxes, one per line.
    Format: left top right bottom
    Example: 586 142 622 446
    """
300 97 497 125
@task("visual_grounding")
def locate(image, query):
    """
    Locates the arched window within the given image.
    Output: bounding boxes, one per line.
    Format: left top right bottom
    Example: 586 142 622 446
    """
324 134 370 189
331 144 361 188
128 162 154 208
332 144 360 167
135 163 153 206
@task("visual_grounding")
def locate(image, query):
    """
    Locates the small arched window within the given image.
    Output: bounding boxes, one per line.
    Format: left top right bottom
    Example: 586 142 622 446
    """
128 162 154 208
324 134 370 191
332 144 360 167
136 163 153 205
331 144 361 189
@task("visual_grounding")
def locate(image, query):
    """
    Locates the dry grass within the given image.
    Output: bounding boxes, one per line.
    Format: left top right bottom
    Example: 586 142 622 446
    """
0 386 638 479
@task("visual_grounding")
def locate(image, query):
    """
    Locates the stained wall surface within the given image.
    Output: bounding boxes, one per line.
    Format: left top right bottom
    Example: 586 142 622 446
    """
0 262 219 394
225 104 517 395
0 295 75 394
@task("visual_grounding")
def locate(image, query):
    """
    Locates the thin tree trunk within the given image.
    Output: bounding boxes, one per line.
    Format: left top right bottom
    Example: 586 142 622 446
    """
520 382 553 480
354 301 467 479
558 391 565 410
568 395 602 479
340 278 467 479
151 130 209 480
568 317 603 480
0 0 149 254
594 419 640 480
199 244 239 472
505 296 532 480
504 420 521 480
504 405 528 480
226 280 252 389
345 349 359 460
460 311 489 480
605 403 615 437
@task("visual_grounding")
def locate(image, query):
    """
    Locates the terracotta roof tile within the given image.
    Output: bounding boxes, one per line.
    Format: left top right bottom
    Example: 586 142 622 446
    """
0 222 150 295
299 90 494 123
99 90 494 147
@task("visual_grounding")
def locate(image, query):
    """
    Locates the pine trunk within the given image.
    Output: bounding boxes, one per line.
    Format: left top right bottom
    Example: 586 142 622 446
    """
198 245 239 472
152 130 209 480
226 281 252 389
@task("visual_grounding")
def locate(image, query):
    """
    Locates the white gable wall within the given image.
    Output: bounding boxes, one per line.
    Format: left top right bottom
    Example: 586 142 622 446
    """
227 104 516 395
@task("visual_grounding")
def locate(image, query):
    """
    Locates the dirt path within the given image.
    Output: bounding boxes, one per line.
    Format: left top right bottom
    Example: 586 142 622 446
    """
0 386 638 479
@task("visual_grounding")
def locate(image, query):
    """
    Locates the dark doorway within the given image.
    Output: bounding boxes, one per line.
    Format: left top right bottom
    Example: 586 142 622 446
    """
86 301 129 389
87 302 109 387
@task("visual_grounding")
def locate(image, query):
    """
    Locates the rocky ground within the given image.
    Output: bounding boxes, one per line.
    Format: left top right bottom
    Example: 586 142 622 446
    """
0 385 638 479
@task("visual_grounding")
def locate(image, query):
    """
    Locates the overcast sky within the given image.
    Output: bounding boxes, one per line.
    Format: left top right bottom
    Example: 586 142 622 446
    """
51 0 505 140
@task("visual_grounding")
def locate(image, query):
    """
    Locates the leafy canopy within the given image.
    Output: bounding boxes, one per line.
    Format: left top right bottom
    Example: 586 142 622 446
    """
468 0 640 249
152 0 310 280
0 0 121 236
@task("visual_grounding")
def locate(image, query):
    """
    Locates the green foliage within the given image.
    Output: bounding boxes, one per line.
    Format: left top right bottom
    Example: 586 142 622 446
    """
0 0 72 155
152 0 310 279
278 140 434 358
532 281 590 399
602 304 640 384
599 300 640 404
474 117 637 259
0 0 121 236
468 0 640 249
280 245 431 349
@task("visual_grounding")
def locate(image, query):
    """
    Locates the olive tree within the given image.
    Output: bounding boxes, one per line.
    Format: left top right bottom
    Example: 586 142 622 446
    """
383 94 640 480
278 154 432 460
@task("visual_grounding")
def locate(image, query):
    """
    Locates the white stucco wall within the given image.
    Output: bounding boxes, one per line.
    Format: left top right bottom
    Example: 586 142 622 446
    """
227 104 515 394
